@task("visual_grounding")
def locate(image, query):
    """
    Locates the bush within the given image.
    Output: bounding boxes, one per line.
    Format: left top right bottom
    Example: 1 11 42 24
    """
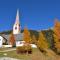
27 45 32 54
16 46 24 54
16 45 32 54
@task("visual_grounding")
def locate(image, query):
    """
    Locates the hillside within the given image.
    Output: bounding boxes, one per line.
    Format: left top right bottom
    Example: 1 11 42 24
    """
41 29 55 49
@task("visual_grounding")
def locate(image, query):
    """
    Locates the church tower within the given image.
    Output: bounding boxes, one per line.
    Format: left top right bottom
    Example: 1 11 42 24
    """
13 9 21 34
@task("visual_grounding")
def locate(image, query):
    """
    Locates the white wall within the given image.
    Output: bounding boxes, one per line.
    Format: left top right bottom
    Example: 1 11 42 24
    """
0 36 3 47
16 41 25 47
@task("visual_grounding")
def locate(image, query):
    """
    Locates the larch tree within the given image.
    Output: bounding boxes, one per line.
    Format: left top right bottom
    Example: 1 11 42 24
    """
9 32 16 47
54 19 60 39
37 32 49 50
53 19 60 52
23 26 31 44
53 34 60 49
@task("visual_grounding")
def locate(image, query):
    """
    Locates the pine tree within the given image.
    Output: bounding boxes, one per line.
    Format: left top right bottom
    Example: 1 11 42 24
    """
9 32 16 47
23 27 31 44
37 32 49 50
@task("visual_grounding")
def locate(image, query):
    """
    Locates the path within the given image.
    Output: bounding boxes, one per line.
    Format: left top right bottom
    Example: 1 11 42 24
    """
0 57 20 60
0 48 16 52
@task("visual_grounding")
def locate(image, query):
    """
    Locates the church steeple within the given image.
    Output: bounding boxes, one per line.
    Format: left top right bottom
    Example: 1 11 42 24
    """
13 9 21 34
15 9 20 25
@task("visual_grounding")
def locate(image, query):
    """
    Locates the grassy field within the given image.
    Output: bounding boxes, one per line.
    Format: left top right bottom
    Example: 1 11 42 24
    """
0 48 60 60
0 48 39 60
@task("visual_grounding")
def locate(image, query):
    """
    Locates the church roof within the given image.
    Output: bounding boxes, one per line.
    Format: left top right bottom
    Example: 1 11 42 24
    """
14 33 23 41
15 9 20 25
2 33 23 41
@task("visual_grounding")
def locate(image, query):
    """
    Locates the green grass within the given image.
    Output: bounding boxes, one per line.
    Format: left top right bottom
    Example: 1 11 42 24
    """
0 48 39 60
0 48 58 60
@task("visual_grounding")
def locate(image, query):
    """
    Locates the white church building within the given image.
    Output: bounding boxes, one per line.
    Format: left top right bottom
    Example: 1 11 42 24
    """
0 9 37 48
0 10 24 47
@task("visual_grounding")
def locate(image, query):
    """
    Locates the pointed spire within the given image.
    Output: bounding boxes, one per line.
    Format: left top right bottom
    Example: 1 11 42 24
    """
15 9 20 24
13 9 21 34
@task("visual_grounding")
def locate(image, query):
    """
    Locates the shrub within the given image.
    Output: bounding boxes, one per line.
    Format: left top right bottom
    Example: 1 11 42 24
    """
27 45 32 54
16 46 25 54
16 45 32 54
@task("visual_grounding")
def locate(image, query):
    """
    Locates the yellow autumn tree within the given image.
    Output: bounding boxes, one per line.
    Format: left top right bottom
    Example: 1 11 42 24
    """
54 19 60 39
37 32 49 50
53 19 60 52
9 32 16 47
23 26 31 44
53 31 60 52
53 34 60 49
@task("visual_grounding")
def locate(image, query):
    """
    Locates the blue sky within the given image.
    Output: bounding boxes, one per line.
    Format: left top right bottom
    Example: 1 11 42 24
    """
0 0 60 32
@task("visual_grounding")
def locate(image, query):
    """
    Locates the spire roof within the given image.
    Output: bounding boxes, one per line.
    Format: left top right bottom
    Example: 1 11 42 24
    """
15 9 20 24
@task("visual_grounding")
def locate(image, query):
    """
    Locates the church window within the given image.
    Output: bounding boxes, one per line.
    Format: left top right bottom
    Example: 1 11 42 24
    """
19 24 20 26
15 27 17 30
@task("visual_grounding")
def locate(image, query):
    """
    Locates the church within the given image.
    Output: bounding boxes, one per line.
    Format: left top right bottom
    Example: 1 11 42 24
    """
0 9 37 48
0 9 24 47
